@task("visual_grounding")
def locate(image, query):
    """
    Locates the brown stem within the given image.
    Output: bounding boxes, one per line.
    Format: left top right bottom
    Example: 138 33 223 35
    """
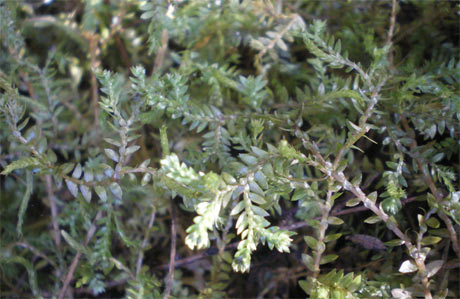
307 137 434 298
45 175 61 250
385 0 398 46
83 31 101 129
312 179 334 277
15 242 58 270
400 116 460 260
58 211 103 299
153 29 169 75
114 34 131 69
164 201 177 299
136 207 156 277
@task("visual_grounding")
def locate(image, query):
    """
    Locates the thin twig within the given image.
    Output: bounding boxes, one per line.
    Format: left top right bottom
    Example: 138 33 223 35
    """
400 116 460 261
153 29 169 75
15 242 58 270
45 175 61 250
385 0 398 46
114 34 131 69
58 211 103 299
385 0 398 69
256 15 298 60
82 31 101 129
136 206 156 277
313 179 334 277
164 201 177 299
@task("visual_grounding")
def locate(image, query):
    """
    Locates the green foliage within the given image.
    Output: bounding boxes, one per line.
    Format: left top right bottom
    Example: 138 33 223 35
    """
1 0 459 298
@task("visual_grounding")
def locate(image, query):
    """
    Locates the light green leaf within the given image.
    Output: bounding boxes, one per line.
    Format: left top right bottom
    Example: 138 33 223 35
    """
364 215 382 224
346 197 361 207
125 145 140 156
231 201 245 216
249 192 266 205
384 239 405 247
320 254 338 265
1 157 41 175
80 185 91 203
17 171 33 237
110 182 123 199
105 148 119 162
72 163 82 179
94 185 107 202
304 236 318 249
328 216 344 225
324 233 342 243
421 236 442 245
65 180 79 198
141 173 151 186
239 154 258 166
252 205 269 217
399 260 417 273
61 230 90 255
426 260 443 278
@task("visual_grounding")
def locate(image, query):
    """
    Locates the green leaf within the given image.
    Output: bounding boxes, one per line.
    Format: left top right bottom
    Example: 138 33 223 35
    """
104 138 121 147
65 180 79 198
349 274 361 292
384 239 405 247
367 191 378 202
420 236 442 245
239 154 258 166
292 188 308 201
364 215 382 224
254 171 268 189
425 217 440 228
252 205 269 217
345 197 361 207
298 279 310 294
104 148 119 162
17 171 33 237
301 254 315 272
248 192 266 205
304 236 318 249
72 163 82 179
426 260 443 278
331 289 345 299
222 172 236 184
141 173 151 186
1 157 41 175
324 233 342 243
110 182 123 199
399 260 417 273
381 198 402 215
60 163 75 175
306 219 321 229
61 230 90 255
328 216 344 225
1 256 41 297
125 145 140 156
80 185 92 203
231 201 245 216
320 254 338 265
139 159 150 168
94 186 107 202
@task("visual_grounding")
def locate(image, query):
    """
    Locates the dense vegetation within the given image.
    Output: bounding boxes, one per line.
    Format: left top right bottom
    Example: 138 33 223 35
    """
1 0 459 298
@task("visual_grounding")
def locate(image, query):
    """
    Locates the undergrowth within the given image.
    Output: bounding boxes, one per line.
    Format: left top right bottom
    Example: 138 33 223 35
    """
0 0 459 298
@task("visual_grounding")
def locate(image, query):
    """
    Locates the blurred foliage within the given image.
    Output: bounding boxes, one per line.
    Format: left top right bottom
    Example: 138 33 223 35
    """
0 0 459 298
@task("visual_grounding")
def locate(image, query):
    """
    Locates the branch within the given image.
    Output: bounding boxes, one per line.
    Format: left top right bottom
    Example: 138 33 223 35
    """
164 200 177 299
136 206 156 277
45 175 61 251
400 115 460 261
153 29 169 74
58 211 103 299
